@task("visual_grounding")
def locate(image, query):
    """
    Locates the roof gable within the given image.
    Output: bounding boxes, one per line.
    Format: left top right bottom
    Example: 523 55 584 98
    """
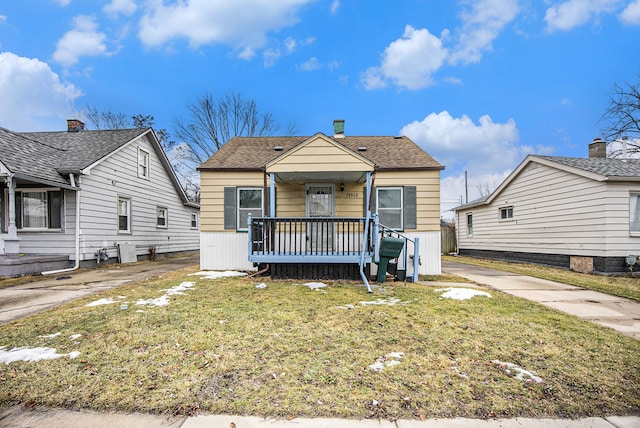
266 133 374 173
454 154 640 211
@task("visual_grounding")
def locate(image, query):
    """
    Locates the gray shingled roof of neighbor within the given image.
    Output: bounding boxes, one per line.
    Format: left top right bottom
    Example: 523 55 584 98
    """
21 128 148 173
0 127 72 187
198 134 444 171
537 155 640 178
0 127 148 188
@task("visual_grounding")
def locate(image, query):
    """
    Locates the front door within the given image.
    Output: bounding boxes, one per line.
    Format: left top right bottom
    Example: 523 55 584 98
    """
306 184 334 253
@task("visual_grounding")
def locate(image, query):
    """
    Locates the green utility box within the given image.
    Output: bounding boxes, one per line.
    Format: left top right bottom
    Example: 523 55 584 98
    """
376 237 405 283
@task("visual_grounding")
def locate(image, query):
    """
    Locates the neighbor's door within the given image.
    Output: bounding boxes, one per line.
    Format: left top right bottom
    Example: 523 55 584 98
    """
306 184 335 253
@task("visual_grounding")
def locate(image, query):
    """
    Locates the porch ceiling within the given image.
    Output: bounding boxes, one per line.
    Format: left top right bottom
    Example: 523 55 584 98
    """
272 170 368 183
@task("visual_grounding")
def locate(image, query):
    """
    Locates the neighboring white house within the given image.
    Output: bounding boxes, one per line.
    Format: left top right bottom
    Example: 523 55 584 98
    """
454 139 640 273
0 120 200 276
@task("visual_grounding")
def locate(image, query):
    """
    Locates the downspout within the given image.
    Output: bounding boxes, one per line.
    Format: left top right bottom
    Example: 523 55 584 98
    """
43 174 81 275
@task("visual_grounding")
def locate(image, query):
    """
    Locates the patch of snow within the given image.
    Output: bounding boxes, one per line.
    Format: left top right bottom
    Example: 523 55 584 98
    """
304 282 327 290
165 282 196 295
256 283 267 289
136 295 170 308
492 360 542 383
369 352 405 372
359 297 403 306
136 282 196 308
188 271 247 279
38 332 61 339
435 287 492 301
0 346 80 364
69 334 82 340
85 297 121 307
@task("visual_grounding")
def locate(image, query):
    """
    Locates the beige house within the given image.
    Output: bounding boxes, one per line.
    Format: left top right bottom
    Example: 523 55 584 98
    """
198 121 444 288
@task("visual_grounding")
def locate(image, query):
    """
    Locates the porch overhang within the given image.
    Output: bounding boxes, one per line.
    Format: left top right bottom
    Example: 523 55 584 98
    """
269 170 369 183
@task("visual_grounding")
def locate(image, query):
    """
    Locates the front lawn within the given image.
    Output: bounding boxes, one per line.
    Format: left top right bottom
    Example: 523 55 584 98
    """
0 267 639 420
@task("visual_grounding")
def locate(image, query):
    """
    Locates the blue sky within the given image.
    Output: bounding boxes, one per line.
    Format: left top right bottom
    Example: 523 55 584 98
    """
1 0 639 217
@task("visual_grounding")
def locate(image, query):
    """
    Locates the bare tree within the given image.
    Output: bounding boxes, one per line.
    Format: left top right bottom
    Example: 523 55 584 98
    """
601 76 640 157
173 92 279 165
85 105 129 130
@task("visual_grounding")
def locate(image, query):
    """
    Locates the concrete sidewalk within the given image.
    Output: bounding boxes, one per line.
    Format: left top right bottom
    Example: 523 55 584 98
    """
441 259 640 340
2 405 639 428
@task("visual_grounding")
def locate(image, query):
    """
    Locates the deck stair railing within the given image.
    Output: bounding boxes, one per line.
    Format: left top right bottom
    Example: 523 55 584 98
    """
375 223 420 283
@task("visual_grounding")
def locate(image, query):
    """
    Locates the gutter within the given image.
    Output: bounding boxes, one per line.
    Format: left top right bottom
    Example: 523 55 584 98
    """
42 174 81 275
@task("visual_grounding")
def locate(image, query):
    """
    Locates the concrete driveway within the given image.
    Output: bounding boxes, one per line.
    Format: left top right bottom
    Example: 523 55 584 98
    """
0 253 199 325
442 259 640 340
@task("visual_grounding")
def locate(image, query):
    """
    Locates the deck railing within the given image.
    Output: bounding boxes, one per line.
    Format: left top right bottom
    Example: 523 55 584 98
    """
248 217 374 262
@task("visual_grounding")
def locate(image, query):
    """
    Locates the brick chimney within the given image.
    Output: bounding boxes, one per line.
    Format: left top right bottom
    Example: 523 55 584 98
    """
67 119 85 132
588 137 606 158
333 119 344 139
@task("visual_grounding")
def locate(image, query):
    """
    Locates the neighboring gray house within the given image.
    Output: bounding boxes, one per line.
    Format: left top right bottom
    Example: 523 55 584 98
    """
0 120 200 276
454 140 640 273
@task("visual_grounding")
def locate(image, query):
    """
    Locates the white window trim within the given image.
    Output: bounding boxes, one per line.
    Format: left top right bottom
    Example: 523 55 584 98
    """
190 212 198 229
631 192 640 236
499 205 514 221
15 187 63 231
138 147 150 179
376 187 403 230
156 206 168 228
467 213 473 236
118 197 131 234
237 188 263 231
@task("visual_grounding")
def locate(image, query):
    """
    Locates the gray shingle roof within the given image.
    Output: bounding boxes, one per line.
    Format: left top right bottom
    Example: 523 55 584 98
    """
0 127 148 188
537 156 640 178
198 134 444 171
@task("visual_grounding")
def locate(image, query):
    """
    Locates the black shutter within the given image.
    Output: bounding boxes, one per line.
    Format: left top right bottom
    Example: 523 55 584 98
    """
404 186 416 229
223 187 236 230
15 192 22 229
48 190 62 229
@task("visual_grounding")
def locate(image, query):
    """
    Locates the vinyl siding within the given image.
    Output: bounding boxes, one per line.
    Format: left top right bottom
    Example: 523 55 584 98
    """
10 189 77 256
76 134 198 260
457 161 640 257
267 137 373 173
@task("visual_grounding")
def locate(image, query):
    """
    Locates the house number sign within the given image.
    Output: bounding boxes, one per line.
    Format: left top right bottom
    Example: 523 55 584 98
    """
345 192 359 198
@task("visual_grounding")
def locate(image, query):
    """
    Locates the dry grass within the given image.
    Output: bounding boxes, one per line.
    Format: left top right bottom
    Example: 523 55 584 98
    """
0 270 639 421
444 255 640 302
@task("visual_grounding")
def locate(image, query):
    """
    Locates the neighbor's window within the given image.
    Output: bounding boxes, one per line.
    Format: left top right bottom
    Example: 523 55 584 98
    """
377 187 403 229
138 148 149 179
467 213 473 235
15 189 62 230
190 212 198 229
156 207 167 228
118 197 131 233
500 206 513 220
237 188 263 231
631 193 640 234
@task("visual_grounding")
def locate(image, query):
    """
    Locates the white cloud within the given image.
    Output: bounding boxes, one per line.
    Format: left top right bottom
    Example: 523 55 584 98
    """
299 56 321 71
138 0 314 59
330 0 340 14
400 110 556 217
361 25 448 90
0 15 6 23
400 111 522 174
53 15 110 67
103 0 138 18
448 0 520 65
620 0 640 24
0 52 82 131
56 0 72 6
544 0 619 32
